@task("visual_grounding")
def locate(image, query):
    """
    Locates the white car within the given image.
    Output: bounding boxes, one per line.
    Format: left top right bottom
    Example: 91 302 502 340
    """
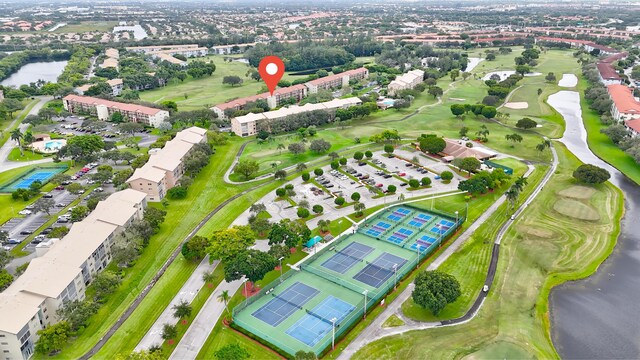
18 210 32 215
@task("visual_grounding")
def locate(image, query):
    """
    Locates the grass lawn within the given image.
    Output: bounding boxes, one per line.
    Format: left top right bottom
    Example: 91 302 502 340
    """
7 148 46 161
577 77 640 185
0 99 38 148
139 56 307 111
53 21 117 33
352 144 623 359
381 314 405 328
310 216 353 238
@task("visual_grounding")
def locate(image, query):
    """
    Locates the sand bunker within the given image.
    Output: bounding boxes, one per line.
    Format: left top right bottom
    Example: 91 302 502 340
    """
558 73 578 87
553 199 600 221
557 185 596 199
504 102 529 109
524 72 542 77
450 98 466 101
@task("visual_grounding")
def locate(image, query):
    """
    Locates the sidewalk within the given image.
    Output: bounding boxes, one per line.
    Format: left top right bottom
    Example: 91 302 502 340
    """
135 256 219 351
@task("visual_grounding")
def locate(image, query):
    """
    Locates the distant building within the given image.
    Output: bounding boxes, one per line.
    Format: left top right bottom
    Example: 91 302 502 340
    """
304 68 369 94
231 97 362 137
127 127 207 201
125 44 208 58
212 84 308 119
155 53 186 66
387 69 425 96
106 78 124 96
607 84 640 121
63 94 169 127
440 139 496 162
0 189 147 360
211 42 256 55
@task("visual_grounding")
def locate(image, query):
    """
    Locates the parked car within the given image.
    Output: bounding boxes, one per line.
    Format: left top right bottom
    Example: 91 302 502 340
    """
95 187 104 192
399 172 406 177
18 210 32 215
55 203 66 208
358 162 367 166
376 183 384 187
43 194 54 198
55 186 65 190
400 183 408 187
61 180 72 185
41 228 52 234
20 230 33 235
7 238 20 244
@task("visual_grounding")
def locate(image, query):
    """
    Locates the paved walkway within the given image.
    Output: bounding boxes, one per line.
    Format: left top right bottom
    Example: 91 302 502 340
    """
169 279 242 360
135 256 219 351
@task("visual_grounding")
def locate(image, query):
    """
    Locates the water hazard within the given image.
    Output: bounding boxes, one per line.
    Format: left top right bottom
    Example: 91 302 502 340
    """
548 91 640 358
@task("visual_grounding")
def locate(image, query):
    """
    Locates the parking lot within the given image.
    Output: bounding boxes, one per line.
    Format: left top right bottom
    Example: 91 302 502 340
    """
47 115 159 147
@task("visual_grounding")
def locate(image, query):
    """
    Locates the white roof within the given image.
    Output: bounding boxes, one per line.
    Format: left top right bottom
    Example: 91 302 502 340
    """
233 97 362 124
0 292 46 334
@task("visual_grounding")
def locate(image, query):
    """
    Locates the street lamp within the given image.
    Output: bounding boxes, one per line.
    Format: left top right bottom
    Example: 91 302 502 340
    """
242 278 248 298
437 224 443 248
331 317 337 350
393 264 398 290
278 256 284 283
416 243 421 269
363 290 368 319
465 202 469 223
455 211 459 225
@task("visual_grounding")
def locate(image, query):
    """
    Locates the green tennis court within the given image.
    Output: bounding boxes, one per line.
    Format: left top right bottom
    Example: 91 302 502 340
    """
0 165 68 193
232 204 463 356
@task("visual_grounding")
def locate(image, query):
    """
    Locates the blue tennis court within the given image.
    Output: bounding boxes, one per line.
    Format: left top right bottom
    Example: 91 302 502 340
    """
252 282 319 326
285 296 355 347
353 253 408 288
386 228 413 244
407 213 433 227
365 221 391 237
387 214 401 221
0 166 67 193
409 235 437 252
321 242 373 274
396 208 411 215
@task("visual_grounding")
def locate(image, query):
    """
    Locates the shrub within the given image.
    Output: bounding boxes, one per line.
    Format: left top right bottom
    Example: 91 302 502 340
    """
440 171 454 182
409 179 420 188
421 177 432 186
167 186 187 199
297 207 310 218
335 197 345 206
314 168 324 176
275 188 286 197
302 172 310 181
387 184 397 193
312 204 324 214
350 192 361 201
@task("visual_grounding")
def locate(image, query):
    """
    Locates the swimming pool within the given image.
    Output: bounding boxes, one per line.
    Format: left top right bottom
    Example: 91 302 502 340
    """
44 140 64 151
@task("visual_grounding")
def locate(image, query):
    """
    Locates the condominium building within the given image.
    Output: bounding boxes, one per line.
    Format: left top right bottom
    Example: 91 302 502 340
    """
211 43 256 55
0 189 147 360
607 84 640 121
62 95 170 127
231 97 362 137
76 79 124 97
127 127 207 201
387 69 425 96
155 53 187 66
125 44 208 58
304 67 369 94
212 85 307 119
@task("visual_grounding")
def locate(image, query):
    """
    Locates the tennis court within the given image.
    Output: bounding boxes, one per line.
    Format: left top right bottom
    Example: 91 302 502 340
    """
0 166 67 193
285 296 355 347
233 204 463 357
353 253 408 288
321 242 373 274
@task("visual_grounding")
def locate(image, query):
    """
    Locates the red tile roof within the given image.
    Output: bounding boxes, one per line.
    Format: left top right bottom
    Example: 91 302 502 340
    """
307 67 368 86
63 94 164 116
214 84 306 110
625 119 640 133
597 62 621 80
607 84 640 114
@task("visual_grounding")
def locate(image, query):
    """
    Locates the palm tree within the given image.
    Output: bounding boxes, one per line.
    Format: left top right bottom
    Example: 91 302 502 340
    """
318 219 331 233
354 201 366 217
10 129 23 156
202 271 216 287
172 300 192 319
277 143 285 155
296 163 307 172
505 187 519 211
536 139 552 153
218 290 231 318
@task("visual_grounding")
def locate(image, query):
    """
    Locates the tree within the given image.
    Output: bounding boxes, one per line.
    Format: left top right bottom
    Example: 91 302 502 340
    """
224 249 277 283
317 219 331 233
313 168 324 176
516 118 538 130
537 88 543 96
217 290 231 317
10 128 23 155
411 270 461 315
545 72 557 82
47 226 69 239
35 321 71 355
573 164 611 184
449 69 460 81
365 150 373 159
481 106 497 119
110 112 124 123
450 104 465 118
418 134 446 154
505 133 523 147
335 197 345 206
56 300 98 331
455 157 481 175
383 144 394 156
288 142 306 156
536 139 551 153
173 300 192 319
393 99 410 110
3 98 23 117
118 122 145 135
222 75 243 86
0 269 13 291
601 124 629 144
207 226 256 263
476 125 490 142
408 178 420 188
427 86 443 99
351 192 361 201
297 207 310 218
387 184 397 193
274 169 287 180
353 201 366 217
234 160 260 180
70 205 89 222
93 270 121 299
309 139 331 153
505 187 519 211
515 65 530 76
214 344 250 360
421 177 432 186
440 171 453 182
312 204 324 214
353 151 364 161
33 197 55 215
162 323 178 340
181 235 210 261
301 172 311 182
486 53 496 61
144 207 167 230
0 247 12 268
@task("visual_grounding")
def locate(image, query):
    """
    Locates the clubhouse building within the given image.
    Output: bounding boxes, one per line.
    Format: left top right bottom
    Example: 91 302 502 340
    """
62 95 170 128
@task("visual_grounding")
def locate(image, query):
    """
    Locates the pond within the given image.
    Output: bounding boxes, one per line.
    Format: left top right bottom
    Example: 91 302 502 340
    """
547 90 640 359
0 60 68 87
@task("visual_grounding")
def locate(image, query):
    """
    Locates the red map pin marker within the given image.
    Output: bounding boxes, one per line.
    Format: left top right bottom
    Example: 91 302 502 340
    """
258 56 285 96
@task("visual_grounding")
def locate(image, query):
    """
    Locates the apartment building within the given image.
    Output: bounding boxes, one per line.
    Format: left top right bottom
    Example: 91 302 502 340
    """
231 97 362 137
0 189 147 360
212 85 307 119
211 42 256 55
607 84 640 121
387 69 425 96
75 79 124 97
62 95 170 127
155 53 187 66
304 67 369 94
125 44 208 58
127 127 207 201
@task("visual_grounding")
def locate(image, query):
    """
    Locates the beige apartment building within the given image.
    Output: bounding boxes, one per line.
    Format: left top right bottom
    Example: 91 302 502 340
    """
387 69 425 96
304 67 369 94
0 189 147 360
231 97 362 137
63 95 170 127
127 127 207 201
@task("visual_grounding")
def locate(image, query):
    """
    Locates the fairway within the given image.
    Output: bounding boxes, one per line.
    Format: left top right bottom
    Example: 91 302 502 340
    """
233 205 462 356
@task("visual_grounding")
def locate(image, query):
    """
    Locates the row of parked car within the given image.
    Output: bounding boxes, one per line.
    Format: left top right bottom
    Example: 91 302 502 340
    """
315 175 335 188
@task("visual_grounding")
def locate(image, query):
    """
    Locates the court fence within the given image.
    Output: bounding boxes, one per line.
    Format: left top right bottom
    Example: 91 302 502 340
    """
231 205 466 356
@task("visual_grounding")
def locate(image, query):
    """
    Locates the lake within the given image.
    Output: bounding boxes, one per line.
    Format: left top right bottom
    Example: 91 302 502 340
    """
0 60 68 87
